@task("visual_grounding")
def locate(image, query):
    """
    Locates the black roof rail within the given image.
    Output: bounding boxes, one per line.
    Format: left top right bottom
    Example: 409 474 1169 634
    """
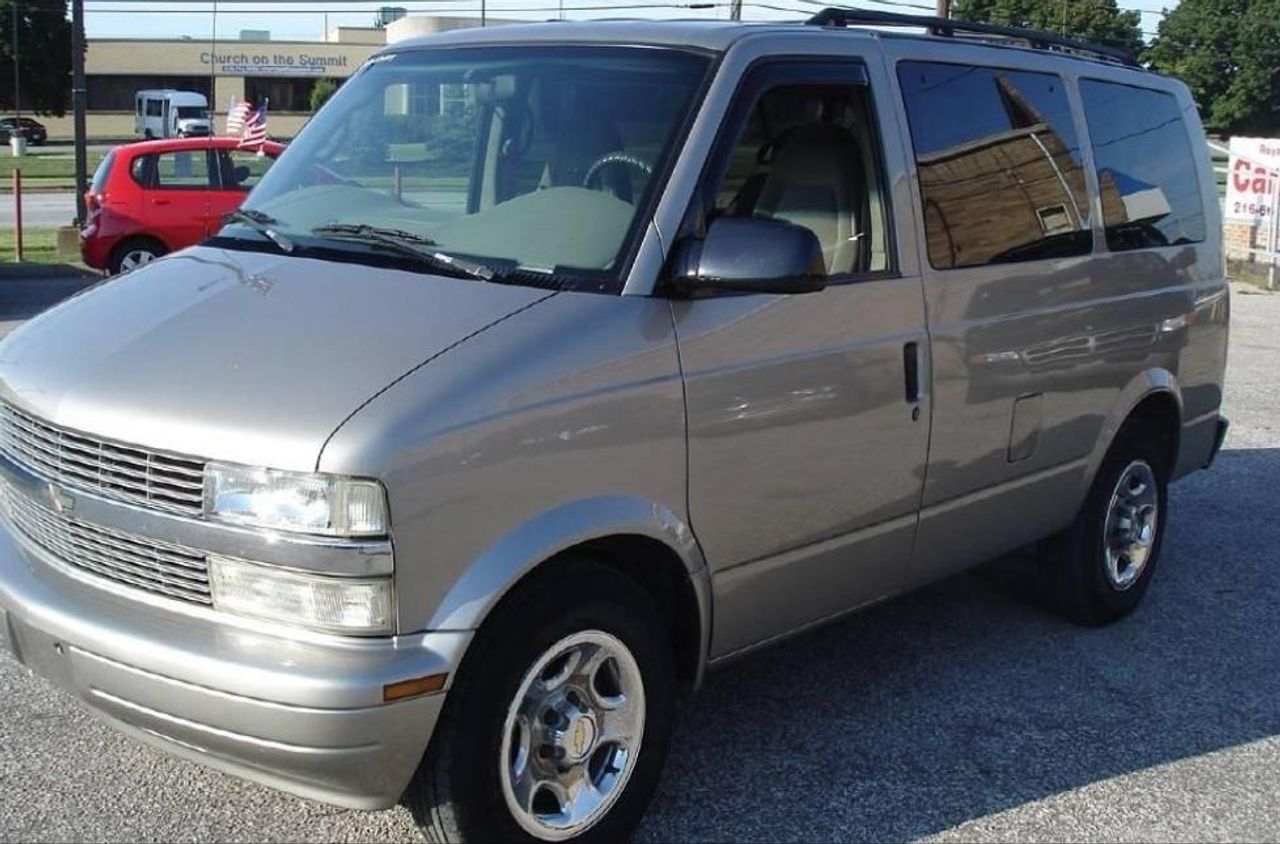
805 6 1139 67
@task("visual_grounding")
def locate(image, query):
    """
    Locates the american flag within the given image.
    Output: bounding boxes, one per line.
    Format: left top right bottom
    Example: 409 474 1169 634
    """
225 100 252 137
238 100 269 149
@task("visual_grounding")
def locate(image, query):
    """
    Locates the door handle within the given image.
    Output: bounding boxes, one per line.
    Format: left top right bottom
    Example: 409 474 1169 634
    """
903 341 922 415
151 199 171 206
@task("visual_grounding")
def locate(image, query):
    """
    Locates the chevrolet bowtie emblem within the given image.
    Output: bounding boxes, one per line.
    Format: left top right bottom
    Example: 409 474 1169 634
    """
47 484 75 515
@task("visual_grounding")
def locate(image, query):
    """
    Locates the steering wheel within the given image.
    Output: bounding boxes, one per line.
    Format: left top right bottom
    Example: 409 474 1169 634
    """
582 152 653 195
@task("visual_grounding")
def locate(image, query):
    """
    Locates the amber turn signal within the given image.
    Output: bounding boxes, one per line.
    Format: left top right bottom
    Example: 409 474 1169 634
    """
383 673 448 702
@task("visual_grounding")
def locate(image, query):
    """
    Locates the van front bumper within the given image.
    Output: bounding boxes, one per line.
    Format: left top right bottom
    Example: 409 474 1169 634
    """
0 504 470 810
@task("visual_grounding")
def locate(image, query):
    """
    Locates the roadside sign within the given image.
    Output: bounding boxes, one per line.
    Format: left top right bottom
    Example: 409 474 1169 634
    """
1226 137 1280 224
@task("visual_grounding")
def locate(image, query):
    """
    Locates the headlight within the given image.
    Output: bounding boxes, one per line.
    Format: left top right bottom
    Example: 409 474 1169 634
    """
208 555 394 635
204 462 388 537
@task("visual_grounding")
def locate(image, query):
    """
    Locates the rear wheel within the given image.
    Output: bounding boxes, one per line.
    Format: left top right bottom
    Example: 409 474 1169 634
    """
109 238 166 275
406 560 675 843
1046 426 1170 625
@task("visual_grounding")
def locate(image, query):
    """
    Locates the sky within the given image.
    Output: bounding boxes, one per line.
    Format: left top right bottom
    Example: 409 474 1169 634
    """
81 0 1176 42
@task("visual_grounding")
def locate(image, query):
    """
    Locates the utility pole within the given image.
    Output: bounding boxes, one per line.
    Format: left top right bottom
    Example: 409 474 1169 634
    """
72 0 87 223
730 0 742 21
935 0 950 18
480 0 486 27
210 0 217 110
11 0 18 124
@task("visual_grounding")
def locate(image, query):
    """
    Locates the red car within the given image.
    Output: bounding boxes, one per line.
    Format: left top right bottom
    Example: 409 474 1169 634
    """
81 136 285 274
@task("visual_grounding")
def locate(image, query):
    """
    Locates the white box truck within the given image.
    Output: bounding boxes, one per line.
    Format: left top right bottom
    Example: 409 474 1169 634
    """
135 90 212 139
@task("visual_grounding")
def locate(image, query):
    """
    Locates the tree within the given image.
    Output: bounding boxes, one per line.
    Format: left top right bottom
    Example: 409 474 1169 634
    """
0 0 74 116
309 77 338 113
1146 0 1280 136
952 0 1144 55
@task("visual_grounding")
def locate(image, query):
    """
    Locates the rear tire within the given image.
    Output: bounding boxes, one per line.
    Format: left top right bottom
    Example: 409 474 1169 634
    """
406 559 675 843
109 237 166 275
1045 426 1170 626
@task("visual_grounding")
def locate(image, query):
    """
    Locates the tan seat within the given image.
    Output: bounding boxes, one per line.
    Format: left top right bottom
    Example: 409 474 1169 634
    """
754 123 866 274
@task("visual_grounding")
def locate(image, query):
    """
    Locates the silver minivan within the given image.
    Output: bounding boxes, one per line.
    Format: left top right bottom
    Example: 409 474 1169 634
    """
0 10 1229 842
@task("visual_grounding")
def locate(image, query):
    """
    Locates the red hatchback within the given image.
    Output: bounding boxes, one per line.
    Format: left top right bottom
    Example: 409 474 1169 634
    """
81 136 285 274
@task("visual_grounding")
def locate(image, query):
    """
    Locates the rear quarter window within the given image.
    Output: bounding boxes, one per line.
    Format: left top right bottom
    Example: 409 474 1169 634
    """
1079 79 1206 251
897 61 1092 270
91 151 117 193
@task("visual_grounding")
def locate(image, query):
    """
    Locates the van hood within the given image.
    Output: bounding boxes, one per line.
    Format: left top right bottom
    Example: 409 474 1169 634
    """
0 246 554 472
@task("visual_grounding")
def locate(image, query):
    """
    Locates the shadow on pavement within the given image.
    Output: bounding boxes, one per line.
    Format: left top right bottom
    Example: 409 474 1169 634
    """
0 267 98 323
639 447 1280 841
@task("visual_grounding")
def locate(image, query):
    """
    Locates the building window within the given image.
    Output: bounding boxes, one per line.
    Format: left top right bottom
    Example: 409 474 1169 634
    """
86 75 212 111
897 61 1092 270
1079 79 1206 251
243 77 333 113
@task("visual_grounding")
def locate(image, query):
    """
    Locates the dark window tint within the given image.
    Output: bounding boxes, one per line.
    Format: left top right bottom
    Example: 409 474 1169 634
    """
91 76 210 111
130 154 151 186
244 76 331 112
1079 79 1205 251
898 61 1091 269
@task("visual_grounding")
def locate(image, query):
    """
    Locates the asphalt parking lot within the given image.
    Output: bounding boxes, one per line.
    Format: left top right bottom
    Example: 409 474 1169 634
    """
0 278 1277 842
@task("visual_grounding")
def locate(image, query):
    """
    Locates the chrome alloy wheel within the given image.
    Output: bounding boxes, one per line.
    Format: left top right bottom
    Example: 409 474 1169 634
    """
1103 460 1159 591
500 630 645 841
118 249 157 272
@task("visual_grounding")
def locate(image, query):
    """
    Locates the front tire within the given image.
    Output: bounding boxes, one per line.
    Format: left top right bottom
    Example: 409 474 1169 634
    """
406 560 675 843
1047 426 1170 625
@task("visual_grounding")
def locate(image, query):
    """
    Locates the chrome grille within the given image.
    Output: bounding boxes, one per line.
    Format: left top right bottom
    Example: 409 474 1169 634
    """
0 403 206 516
1 483 211 605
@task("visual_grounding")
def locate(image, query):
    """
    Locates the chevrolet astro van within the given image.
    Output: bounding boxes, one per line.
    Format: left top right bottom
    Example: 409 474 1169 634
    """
0 10 1229 842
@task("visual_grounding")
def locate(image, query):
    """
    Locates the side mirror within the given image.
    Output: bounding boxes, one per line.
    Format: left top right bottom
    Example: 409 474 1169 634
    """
671 217 827 296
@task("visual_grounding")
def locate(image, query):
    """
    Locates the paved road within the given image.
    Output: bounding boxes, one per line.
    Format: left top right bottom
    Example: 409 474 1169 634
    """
0 282 1277 842
0 275 97 340
0 192 77 229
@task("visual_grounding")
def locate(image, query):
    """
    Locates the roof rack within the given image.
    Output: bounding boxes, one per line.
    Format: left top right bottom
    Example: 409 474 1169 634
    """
805 6 1139 67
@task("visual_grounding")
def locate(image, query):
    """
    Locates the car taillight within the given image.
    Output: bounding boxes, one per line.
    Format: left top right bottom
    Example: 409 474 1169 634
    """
85 192 101 216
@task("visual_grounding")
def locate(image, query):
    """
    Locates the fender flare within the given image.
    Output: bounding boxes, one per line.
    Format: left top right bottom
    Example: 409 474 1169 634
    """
1078 367 1183 500
426 495 712 685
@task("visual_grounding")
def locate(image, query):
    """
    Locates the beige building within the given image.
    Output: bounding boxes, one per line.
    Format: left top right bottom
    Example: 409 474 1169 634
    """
43 15 512 140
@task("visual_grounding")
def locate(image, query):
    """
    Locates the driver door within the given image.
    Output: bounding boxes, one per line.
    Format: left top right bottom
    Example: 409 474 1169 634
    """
669 60 931 657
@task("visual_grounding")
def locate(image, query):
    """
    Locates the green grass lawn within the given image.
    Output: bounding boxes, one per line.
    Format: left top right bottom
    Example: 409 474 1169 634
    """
0 151 106 190
0 228 71 264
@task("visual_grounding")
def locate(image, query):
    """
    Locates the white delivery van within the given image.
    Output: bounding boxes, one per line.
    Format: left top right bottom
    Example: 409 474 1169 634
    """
134 90 212 139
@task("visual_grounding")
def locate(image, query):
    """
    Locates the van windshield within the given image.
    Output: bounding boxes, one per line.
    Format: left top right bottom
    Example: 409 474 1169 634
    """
176 106 208 120
231 46 710 292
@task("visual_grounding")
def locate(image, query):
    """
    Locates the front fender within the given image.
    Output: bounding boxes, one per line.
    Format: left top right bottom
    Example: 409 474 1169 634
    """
427 494 709 638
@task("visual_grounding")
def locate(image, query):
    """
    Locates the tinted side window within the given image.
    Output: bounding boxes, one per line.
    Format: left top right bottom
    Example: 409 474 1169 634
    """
146 99 162 117
130 154 152 187
898 61 1091 269
152 151 212 189
1079 79 1205 251
706 78 893 276
215 149 275 191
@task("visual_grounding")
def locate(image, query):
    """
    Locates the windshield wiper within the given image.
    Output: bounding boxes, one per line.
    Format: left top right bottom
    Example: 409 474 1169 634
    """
223 208 294 254
310 223 499 282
